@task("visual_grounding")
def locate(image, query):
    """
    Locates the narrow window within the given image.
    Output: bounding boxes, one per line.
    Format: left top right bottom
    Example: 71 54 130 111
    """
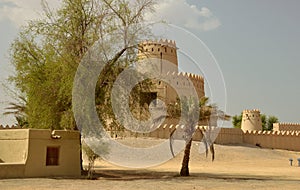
46 147 60 166
158 48 160 52
165 47 167 52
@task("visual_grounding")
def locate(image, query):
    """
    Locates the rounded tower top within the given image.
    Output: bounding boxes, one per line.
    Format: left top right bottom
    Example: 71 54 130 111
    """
137 39 179 73
241 109 262 132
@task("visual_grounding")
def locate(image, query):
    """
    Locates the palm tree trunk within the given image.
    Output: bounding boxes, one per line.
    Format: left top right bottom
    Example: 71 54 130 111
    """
180 138 193 176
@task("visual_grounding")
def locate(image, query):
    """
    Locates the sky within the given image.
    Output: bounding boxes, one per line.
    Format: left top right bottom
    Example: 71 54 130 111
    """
0 0 300 126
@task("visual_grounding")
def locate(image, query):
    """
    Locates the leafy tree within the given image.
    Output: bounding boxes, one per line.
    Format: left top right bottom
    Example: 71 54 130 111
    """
8 0 155 130
232 113 242 128
261 114 267 130
265 115 279 131
7 0 156 173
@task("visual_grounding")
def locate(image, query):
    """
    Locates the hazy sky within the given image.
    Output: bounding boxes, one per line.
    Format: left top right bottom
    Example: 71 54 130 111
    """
0 0 300 126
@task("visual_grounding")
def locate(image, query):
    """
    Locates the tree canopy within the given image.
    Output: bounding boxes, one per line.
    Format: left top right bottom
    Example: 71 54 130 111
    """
8 0 156 130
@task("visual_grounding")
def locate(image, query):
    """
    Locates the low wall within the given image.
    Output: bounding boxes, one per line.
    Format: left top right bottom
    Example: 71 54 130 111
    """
244 130 300 151
111 125 300 152
111 125 242 144
215 128 243 144
273 123 300 132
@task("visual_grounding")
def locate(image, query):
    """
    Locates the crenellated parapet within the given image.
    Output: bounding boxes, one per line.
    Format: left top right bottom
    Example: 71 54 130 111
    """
244 130 300 137
138 39 179 71
273 122 300 132
139 39 177 49
0 125 21 129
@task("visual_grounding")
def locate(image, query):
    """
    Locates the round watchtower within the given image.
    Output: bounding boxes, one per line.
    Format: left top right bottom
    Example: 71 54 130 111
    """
138 39 178 73
241 109 262 132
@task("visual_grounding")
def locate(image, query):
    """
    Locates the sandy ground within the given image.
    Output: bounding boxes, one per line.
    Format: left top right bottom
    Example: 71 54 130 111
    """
1 138 300 190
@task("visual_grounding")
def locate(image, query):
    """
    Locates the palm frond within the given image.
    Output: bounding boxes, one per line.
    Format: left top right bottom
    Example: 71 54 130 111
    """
169 129 176 158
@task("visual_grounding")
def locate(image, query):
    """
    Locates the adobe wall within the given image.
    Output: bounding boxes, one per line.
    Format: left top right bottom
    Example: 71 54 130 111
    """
0 129 28 163
0 129 81 178
214 127 243 144
111 125 300 152
241 109 262 132
111 125 243 145
24 129 81 177
244 130 300 151
273 123 300 132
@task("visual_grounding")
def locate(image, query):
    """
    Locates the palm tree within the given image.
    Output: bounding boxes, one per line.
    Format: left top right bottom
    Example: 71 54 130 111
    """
3 95 28 127
168 96 230 176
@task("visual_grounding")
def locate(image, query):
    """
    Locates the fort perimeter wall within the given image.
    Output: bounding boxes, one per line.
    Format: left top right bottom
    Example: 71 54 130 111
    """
110 125 300 152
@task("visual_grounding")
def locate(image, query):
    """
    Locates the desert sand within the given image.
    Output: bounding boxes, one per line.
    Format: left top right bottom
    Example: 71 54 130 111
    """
1 138 300 190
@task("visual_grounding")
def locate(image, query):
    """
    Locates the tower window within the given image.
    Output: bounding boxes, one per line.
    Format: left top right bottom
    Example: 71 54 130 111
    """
46 147 60 166
158 48 160 52
165 48 167 52
152 48 154 52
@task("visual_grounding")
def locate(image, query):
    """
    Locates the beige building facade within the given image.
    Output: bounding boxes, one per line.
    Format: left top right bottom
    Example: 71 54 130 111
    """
241 109 262 132
0 128 81 178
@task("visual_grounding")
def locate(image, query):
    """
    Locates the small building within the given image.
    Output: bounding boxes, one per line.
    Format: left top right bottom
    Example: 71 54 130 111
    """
0 128 81 178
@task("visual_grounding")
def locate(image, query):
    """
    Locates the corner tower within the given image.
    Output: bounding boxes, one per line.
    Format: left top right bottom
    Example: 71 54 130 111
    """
138 39 178 73
241 109 262 132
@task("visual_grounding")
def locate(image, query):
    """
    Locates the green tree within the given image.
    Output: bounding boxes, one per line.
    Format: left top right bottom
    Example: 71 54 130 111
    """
8 0 155 130
265 115 279 131
232 113 242 128
168 97 230 176
261 114 267 130
7 0 156 173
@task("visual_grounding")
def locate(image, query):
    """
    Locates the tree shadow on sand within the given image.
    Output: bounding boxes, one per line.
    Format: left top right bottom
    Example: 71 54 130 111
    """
85 169 300 182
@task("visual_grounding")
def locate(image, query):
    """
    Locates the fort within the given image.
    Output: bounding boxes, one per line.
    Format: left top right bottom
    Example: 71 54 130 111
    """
1 39 300 178
137 39 205 104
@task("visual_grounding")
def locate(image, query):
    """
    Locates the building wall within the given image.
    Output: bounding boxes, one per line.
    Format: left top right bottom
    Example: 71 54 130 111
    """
137 40 205 104
0 129 28 163
111 125 300 152
243 130 300 151
273 123 300 132
0 129 81 178
138 39 179 72
241 109 262 132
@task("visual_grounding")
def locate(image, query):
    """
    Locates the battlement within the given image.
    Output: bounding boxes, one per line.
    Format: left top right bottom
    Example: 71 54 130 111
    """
0 125 21 129
277 122 300 126
243 109 261 113
165 71 204 81
244 130 300 137
273 122 300 132
139 39 177 49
